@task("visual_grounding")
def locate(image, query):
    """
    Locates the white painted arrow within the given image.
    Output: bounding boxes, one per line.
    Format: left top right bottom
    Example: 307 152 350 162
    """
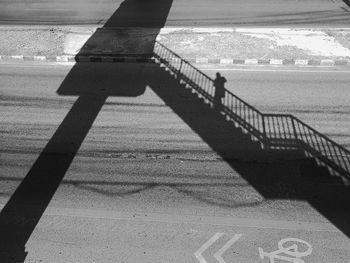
194 233 224 263
214 234 243 263
194 233 242 263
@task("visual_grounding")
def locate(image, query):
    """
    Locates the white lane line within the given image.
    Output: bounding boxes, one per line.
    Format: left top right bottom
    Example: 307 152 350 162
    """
213 234 243 263
195 233 224 263
0 205 339 232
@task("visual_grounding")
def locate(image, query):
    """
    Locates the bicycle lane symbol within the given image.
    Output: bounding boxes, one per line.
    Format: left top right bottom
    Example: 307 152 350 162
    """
258 238 312 263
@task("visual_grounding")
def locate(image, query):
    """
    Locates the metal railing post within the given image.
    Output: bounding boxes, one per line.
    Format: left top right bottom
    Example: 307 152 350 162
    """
291 116 298 147
262 114 267 149
178 60 183 80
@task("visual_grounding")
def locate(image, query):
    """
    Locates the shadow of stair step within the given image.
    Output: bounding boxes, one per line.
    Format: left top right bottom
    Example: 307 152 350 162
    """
216 145 264 160
297 158 345 185
190 117 252 138
257 149 305 162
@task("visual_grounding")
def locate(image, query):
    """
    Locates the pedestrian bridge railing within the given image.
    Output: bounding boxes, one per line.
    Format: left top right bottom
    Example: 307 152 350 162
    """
153 41 350 180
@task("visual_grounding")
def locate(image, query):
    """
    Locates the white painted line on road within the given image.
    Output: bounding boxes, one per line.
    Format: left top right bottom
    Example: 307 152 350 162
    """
0 205 338 232
194 233 223 263
259 237 313 263
213 234 243 263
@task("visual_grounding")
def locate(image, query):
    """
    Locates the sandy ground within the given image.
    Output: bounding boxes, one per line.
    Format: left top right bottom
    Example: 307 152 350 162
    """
1 26 350 60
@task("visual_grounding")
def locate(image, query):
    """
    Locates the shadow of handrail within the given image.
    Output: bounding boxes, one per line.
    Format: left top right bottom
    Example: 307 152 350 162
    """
153 41 350 182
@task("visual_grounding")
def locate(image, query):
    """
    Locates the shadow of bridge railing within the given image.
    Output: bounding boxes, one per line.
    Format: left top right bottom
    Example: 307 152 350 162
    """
153 41 350 183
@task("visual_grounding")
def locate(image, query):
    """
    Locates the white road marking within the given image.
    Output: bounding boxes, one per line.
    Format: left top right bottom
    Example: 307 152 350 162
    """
194 233 224 263
213 234 243 263
259 238 312 263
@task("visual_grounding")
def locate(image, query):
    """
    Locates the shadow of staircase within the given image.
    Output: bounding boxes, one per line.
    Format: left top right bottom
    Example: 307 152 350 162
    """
151 41 350 236
153 41 350 182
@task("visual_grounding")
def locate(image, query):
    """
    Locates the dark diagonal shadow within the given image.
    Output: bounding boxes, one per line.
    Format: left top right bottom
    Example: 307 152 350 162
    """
0 0 173 262
0 95 107 262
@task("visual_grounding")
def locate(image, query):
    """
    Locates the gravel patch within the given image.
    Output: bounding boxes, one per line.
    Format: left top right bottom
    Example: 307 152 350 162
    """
0 26 349 60
0 26 69 56
158 31 322 60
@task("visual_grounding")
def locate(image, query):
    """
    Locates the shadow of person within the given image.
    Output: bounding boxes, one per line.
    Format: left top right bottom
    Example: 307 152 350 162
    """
213 72 227 110
0 0 173 262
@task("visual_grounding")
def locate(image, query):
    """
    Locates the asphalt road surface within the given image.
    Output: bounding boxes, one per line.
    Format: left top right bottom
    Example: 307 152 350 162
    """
1 62 350 262
0 0 349 27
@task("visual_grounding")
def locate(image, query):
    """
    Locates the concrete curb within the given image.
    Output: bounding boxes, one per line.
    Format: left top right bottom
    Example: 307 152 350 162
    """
1 55 350 66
